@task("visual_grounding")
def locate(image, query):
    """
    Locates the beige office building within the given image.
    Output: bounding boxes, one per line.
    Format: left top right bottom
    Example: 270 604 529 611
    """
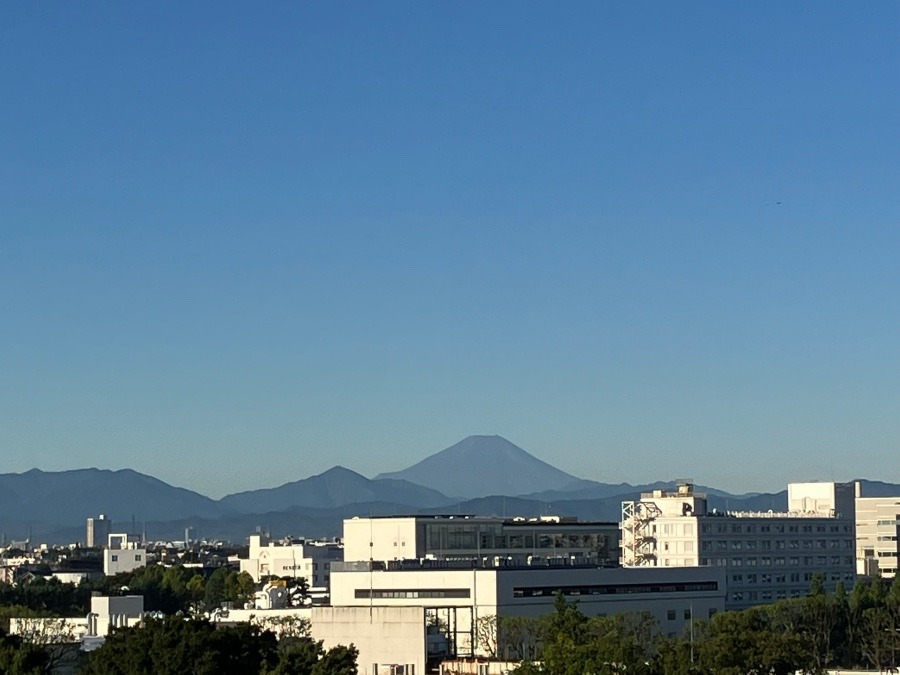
856 495 900 578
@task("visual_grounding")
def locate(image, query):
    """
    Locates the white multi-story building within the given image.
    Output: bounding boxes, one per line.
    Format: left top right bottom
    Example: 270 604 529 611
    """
240 534 342 589
621 481 857 610
329 560 725 670
343 515 619 568
103 533 146 576
856 495 900 578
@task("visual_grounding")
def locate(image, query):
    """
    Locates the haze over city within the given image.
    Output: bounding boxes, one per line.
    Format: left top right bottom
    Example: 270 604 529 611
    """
2 3 898 499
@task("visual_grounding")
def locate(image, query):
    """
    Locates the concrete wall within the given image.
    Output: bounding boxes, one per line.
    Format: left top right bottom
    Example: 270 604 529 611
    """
311 605 426 675
103 547 146 576
90 595 144 635
344 518 422 563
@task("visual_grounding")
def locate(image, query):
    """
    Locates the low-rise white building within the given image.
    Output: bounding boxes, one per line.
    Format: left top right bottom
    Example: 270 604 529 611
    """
103 533 146 576
240 534 342 589
9 594 144 644
621 481 857 610
330 560 725 667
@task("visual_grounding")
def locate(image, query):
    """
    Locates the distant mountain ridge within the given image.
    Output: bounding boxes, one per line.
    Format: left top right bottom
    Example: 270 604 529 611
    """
0 468 228 529
219 466 454 512
3 437 898 544
375 435 589 499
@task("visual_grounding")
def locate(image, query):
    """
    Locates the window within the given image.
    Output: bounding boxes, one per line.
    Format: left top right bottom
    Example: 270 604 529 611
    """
111 555 118 562
356 588 470 599
135 555 142 561
684 609 692 620
667 610 676 620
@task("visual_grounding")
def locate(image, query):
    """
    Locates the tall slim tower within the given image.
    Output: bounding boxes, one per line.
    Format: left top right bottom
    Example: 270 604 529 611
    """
86 514 112 548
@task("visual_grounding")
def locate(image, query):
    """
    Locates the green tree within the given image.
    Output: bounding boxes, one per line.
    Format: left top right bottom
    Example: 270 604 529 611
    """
225 570 257 608
698 606 807 675
203 567 229 612
263 637 323 675
0 628 51 675
82 616 279 675
186 574 206 609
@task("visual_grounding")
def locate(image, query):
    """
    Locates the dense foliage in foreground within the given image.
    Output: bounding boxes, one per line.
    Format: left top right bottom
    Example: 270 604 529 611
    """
81 616 357 675
0 617 357 675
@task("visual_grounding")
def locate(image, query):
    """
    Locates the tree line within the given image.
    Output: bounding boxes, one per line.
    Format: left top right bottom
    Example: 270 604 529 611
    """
484 574 900 674
0 616 357 675
0 565 258 627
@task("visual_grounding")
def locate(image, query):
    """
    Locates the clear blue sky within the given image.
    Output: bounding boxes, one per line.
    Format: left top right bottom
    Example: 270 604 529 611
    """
1 2 898 498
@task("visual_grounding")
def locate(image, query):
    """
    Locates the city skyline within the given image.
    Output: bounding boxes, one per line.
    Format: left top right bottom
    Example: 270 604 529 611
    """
2 3 898 498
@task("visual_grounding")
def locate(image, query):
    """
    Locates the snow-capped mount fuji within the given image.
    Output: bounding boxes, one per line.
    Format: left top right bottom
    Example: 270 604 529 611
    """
375 435 591 499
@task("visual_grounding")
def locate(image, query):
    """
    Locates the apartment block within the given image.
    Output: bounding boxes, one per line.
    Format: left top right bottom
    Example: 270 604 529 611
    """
856 495 900 578
621 481 857 610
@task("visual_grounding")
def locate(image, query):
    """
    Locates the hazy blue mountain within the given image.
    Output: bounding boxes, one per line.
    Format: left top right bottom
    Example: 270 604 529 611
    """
375 435 584 499
4 447 898 545
0 468 227 531
855 479 900 498
219 466 455 513
519 480 758 502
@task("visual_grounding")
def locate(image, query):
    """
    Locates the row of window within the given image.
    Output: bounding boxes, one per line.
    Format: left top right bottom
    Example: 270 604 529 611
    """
511 581 719 598
700 523 852 535
355 588 471 599
666 608 716 621
698 555 854 567
702 539 852 551
732 571 855 584
732 590 801 602
425 525 613 553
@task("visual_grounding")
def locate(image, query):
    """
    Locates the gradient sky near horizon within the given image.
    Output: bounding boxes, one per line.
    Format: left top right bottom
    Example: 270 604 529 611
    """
1 2 898 499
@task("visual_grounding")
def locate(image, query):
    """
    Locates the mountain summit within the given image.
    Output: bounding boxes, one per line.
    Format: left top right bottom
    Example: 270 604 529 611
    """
375 435 584 499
